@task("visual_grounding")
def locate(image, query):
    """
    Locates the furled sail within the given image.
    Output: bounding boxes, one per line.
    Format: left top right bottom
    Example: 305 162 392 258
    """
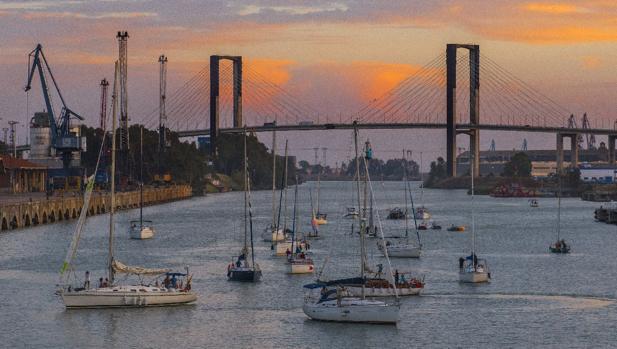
58 174 96 286
111 260 171 276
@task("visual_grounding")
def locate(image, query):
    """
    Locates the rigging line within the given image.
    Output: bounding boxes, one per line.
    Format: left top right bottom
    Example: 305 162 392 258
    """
136 67 209 125
243 70 310 120
481 55 570 120
160 72 210 128
379 53 463 120
243 80 305 124
353 53 446 118
481 54 571 116
479 62 563 122
243 70 313 118
244 65 320 115
478 65 548 126
166 82 210 130
356 56 447 121
372 65 447 123
398 64 452 116
480 68 564 128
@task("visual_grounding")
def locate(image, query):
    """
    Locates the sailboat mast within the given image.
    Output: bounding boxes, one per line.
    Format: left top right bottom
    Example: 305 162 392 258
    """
139 125 143 229
353 122 366 299
283 144 289 231
271 128 276 229
420 151 424 204
243 128 248 251
403 150 409 238
291 177 298 255
316 172 320 213
557 169 562 241
471 150 476 266
108 61 119 285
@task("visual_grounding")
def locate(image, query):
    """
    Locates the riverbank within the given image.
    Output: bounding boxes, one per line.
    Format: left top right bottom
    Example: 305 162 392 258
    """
0 185 192 231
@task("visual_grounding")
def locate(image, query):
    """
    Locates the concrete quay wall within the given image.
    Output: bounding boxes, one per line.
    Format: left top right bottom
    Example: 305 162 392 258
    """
0 185 192 231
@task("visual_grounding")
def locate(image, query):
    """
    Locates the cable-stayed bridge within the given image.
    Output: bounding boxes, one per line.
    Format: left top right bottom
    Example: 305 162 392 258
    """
135 44 617 177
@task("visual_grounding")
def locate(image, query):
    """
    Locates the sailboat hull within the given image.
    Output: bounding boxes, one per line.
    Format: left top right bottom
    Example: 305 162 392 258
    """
459 271 489 283
261 228 286 242
130 226 154 240
345 285 423 297
303 299 399 324
228 268 262 282
383 245 421 258
61 287 197 308
288 260 314 274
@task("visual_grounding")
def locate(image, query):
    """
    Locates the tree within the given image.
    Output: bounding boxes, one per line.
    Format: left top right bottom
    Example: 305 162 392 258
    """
503 152 531 177
425 157 447 186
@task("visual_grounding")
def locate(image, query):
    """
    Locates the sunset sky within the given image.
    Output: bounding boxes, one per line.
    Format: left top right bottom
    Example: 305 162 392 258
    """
1 0 616 166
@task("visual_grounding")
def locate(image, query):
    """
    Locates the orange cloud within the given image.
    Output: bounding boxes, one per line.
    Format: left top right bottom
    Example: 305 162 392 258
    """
245 58 294 85
349 62 422 101
522 3 584 14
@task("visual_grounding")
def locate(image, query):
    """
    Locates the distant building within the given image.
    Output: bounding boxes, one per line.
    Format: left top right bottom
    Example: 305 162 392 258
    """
531 162 557 178
579 164 617 183
0 155 47 193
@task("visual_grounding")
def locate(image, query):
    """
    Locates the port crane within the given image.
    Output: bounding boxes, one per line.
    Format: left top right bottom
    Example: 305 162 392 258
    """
25 44 84 169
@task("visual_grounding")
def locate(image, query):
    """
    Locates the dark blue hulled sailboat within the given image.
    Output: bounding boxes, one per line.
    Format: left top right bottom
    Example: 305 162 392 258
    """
227 128 262 282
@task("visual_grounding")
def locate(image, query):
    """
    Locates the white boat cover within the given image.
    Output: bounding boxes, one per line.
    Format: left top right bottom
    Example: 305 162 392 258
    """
112 260 171 275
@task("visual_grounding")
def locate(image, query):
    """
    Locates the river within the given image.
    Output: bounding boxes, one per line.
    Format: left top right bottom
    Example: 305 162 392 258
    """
1 181 616 348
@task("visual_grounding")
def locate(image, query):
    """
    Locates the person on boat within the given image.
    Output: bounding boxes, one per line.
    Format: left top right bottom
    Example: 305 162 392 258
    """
560 239 567 250
84 271 90 290
163 275 170 288
459 257 465 271
98 277 104 288
555 240 562 249
394 270 399 285
103 278 109 287
295 245 302 254
170 274 177 288
400 273 406 284
286 248 291 258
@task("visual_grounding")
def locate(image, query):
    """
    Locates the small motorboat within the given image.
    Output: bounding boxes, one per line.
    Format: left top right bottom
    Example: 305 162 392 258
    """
529 199 539 208
387 207 406 220
129 220 154 240
414 206 431 220
313 213 327 225
431 222 442 230
447 225 466 232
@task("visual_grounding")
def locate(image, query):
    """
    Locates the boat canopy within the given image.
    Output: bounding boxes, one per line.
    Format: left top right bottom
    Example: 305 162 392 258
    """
112 260 171 275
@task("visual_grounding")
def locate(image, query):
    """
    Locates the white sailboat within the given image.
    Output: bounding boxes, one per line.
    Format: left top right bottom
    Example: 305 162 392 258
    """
302 122 400 324
262 127 286 242
287 177 315 274
458 151 490 283
130 126 154 240
379 149 422 258
58 64 196 308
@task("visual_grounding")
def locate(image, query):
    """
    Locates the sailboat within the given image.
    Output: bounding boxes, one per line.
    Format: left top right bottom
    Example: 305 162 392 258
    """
273 141 308 256
130 126 154 240
303 122 400 324
58 63 196 308
227 128 262 282
288 177 315 274
313 172 327 225
549 170 570 253
262 128 286 242
458 152 491 283
379 150 422 258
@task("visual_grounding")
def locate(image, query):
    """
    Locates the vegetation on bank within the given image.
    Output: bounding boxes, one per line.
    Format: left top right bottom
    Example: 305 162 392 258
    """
297 157 420 181
80 126 296 192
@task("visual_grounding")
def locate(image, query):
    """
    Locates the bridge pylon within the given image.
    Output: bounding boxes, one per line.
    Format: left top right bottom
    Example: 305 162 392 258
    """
210 55 242 156
447 44 480 177
556 133 580 173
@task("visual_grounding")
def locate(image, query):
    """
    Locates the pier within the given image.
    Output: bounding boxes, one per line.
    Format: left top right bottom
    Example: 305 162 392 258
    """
0 185 192 231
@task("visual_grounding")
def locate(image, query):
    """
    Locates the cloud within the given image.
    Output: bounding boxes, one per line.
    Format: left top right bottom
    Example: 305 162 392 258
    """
22 11 157 20
522 2 586 14
238 3 349 16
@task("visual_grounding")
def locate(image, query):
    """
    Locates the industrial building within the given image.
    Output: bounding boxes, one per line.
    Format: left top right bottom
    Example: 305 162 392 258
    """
579 164 617 183
0 155 47 193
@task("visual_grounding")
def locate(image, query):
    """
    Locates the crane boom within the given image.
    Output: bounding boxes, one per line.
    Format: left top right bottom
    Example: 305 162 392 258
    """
25 44 83 169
